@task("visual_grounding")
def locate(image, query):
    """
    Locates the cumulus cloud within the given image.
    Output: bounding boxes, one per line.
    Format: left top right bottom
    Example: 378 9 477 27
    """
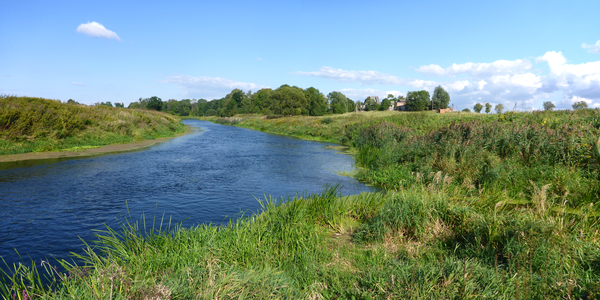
164 75 268 99
410 51 600 109
582 40 600 54
293 66 405 85
537 51 600 102
77 22 121 40
293 66 439 91
415 59 533 77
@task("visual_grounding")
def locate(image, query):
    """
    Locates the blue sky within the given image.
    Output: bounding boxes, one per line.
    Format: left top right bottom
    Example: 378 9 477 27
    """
2 0 600 110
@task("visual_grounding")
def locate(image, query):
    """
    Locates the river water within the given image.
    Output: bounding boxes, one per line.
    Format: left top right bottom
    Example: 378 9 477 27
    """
0 120 373 269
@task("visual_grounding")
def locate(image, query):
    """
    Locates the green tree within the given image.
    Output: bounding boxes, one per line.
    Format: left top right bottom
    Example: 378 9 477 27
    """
364 97 380 111
494 103 504 114
114 102 124 108
462 108 471 112
328 91 350 114
272 85 307 115
304 87 327 116
145 96 163 111
431 86 450 109
484 103 492 114
543 101 555 111
473 103 483 113
572 101 588 110
380 98 391 111
253 89 272 112
405 90 430 111
220 98 237 117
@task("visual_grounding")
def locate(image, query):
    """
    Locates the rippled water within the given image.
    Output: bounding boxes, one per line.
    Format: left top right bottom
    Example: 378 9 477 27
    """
0 120 373 268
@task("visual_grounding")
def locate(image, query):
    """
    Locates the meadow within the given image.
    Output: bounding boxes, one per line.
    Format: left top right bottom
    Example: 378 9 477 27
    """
3 109 600 299
0 95 185 155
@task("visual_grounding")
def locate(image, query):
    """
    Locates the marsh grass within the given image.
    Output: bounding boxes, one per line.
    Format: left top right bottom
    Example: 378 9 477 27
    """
0 95 185 155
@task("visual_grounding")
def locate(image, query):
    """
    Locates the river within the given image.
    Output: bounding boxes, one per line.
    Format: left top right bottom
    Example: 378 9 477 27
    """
0 119 373 269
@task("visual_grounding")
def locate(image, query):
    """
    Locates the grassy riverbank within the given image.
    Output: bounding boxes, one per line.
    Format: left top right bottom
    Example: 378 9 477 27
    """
3 110 600 298
0 95 185 156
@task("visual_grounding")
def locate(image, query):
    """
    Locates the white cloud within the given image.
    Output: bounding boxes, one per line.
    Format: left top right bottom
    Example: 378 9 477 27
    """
293 66 440 91
72 82 84 86
164 75 268 99
570 95 593 105
537 51 600 103
582 40 600 54
406 79 438 90
415 59 533 77
77 22 121 41
444 80 471 92
293 66 404 85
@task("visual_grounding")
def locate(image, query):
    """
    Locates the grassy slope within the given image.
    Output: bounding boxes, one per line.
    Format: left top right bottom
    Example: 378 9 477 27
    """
3 110 600 299
0 95 185 155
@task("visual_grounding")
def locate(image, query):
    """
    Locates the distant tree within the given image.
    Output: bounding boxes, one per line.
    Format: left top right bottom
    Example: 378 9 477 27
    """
114 102 124 108
406 90 430 111
253 89 272 113
572 101 588 110
145 96 163 111
462 108 471 112
273 85 307 115
432 86 450 109
128 101 142 109
473 103 483 113
67 99 79 105
485 103 492 114
380 98 391 111
328 91 350 114
304 87 327 116
495 103 504 114
543 101 555 111
364 97 380 111
220 98 237 117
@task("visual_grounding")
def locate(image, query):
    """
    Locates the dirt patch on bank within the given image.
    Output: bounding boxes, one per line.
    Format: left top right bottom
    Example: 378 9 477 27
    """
0 126 195 163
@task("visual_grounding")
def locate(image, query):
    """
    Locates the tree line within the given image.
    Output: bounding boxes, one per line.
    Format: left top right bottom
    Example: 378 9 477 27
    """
466 100 591 114
93 84 452 117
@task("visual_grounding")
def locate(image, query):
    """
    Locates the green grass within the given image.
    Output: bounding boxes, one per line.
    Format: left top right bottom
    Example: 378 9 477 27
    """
0 95 185 155
3 109 600 298
3 186 600 299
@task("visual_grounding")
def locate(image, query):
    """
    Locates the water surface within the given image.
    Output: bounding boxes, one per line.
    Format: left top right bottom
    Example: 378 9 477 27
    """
0 120 373 268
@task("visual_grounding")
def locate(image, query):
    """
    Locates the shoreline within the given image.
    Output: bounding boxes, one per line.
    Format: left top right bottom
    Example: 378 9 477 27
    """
0 125 195 163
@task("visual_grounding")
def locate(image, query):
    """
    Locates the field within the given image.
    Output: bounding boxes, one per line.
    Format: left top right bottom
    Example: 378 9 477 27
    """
3 109 600 299
0 95 185 156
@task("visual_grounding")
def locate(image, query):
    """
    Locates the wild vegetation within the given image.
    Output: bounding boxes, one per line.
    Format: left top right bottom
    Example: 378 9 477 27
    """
2 108 600 298
0 95 185 155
